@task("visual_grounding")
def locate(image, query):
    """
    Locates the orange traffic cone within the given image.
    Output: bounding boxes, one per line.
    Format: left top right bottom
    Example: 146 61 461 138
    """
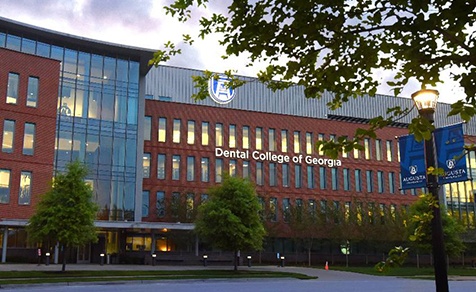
325 261 329 270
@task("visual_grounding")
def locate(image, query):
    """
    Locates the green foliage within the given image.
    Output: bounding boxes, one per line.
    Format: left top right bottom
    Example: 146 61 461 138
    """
27 161 99 269
158 0 476 158
375 246 410 273
195 174 266 257
407 194 466 256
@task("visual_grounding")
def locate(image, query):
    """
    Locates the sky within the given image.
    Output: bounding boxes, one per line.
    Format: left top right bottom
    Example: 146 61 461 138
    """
0 0 464 104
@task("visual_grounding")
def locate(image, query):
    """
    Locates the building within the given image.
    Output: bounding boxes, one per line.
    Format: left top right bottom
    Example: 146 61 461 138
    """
1 17 475 265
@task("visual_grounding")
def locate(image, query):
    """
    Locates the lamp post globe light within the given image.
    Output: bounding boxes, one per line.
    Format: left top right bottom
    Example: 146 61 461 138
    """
411 89 449 292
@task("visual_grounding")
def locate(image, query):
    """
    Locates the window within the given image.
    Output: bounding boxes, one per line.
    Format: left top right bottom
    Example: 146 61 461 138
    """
269 197 278 221
308 199 316 217
144 116 151 141
187 120 195 145
256 161 264 185
353 143 360 159
388 172 395 193
379 203 386 224
343 168 350 191
283 198 291 222
143 153 151 178
215 158 223 182
173 119 181 143
355 169 362 192
397 141 401 162
158 117 166 142
157 154 166 179
307 165 315 189
269 163 277 186
293 131 300 153
201 121 209 146
319 167 326 189
320 200 327 220
344 202 351 222
386 140 393 162
26 76 39 107
366 170 373 192
156 191 165 218
142 191 149 217
306 132 313 154
375 139 382 161
229 124 236 148
201 194 209 203
282 163 289 187
243 161 250 178
342 136 349 158
2 120 15 153
187 156 195 181
201 157 209 182
216 123 223 147
377 171 384 193
171 192 180 219
269 128 276 151
295 164 302 188
229 159 237 176
281 130 288 152
256 127 263 150
22 123 35 155
172 155 180 180
318 134 324 155
368 202 375 224
364 138 371 160
331 168 338 190
243 126 250 149
7 73 19 104
18 171 32 205
186 193 195 219
333 201 340 223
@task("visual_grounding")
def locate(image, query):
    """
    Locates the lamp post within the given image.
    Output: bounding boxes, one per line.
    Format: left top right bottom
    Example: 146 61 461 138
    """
411 89 448 292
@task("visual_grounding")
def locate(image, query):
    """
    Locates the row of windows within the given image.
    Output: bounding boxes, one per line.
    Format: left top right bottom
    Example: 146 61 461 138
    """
5 72 39 108
141 190 403 225
143 153 411 195
0 169 32 205
1 120 36 155
144 117 399 161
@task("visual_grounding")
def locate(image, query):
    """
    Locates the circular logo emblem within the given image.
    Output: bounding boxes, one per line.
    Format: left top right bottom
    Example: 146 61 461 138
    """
208 75 236 104
446 159 456 169
409 165 418 175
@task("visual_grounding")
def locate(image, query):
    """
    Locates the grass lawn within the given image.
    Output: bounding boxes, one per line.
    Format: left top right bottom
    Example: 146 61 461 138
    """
330 266 476 277
0 269 316 286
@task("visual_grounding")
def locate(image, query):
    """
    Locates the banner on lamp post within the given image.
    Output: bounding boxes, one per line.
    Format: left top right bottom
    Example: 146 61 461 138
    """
434 123 468 184
398 134 426 190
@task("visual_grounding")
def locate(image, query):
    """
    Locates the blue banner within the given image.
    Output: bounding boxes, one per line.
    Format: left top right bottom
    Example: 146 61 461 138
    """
434 123 468 184
399 135 427 190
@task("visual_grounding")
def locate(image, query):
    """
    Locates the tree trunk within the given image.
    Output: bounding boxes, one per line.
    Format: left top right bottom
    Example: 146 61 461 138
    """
61 245 67 272
234 250 238 271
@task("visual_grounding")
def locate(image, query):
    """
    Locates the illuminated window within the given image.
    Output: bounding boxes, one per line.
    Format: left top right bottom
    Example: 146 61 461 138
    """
187 156 195 181
242 126 250 149
344 202 351 222
157 154 166 179
229 124 236 148
256 127 263 150
256 162 264 185
375 139 382 161
6 73 19 104
158 117 166 142
201 122 209 146
216 123 223 147
26 76 39 107
144 116 151 141
269 128 276 151
342 136 349 158
386 140 393 162
186 193 194 219
281 130 288 152
173 119 181 143
143 153 151 178
318 133 324 155
243 161 250 178
18 171 32 205
306 132 313 154
172 155 180 180
364 138 371 160
22 123 35 155
187 120 195 145
2 120 15 153
293 131 300 153
229 159 237 176
201 157 209 182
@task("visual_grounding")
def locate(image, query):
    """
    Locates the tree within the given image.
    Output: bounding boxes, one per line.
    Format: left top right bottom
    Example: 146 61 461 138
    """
152 0 476 157
407 194 466 257
194 174 266 270
27 161 98 272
